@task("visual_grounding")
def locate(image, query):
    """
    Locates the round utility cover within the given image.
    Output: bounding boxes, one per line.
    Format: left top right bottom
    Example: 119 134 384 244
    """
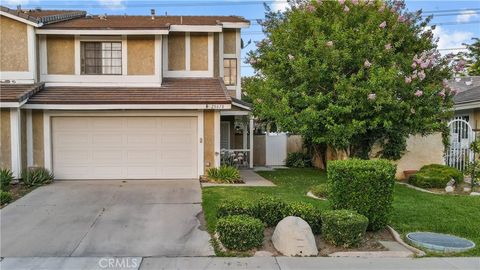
406 232 475 253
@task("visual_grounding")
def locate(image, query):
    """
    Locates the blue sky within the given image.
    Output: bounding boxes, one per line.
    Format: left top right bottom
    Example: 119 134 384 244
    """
4 0 479 76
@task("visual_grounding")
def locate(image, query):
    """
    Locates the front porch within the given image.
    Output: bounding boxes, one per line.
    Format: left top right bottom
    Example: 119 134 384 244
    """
220 98 254 168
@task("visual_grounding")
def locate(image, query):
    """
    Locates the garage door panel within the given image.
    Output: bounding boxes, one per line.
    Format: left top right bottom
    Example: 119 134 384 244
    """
55 150 90 163
52 116 198 180
54 133 91 145
55 166 92 179
53 118 90 130
126 150 158 163
92 118 123 129
126 118 157 129
126 134 157 146
92 150 123 163
93 134 123 145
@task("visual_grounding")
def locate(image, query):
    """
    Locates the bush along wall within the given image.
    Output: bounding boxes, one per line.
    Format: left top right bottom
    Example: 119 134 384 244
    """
409 164 463 188
328 159 396 231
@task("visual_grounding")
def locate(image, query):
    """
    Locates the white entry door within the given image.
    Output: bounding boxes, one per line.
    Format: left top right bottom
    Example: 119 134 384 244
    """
51 116 198 179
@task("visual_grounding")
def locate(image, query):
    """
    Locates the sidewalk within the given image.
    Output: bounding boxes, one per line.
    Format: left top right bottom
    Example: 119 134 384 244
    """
1 257 479 270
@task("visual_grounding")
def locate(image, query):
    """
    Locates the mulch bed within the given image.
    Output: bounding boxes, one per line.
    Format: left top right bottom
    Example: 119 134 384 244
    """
199 176 245 184
224 227 394 257
0 183 35 209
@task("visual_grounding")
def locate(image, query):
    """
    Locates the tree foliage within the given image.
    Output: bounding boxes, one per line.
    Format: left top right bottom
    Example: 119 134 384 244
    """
462 38 480 76
245 0 456 160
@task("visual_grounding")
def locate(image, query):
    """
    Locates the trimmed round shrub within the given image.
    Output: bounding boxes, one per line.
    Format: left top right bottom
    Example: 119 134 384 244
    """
0 168 13 191
286 201 322 234
322 210 368 248
328 159 395 231
285 152 311 168
217 198 255 218
216 215 264 251
254 196 289 227
21 167 54 187
310 183 328 198
207 165 242 183
409 164 463 188
0 190 13 205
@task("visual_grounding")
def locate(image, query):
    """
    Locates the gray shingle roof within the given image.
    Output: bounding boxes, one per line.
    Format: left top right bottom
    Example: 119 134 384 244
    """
454 86 480 105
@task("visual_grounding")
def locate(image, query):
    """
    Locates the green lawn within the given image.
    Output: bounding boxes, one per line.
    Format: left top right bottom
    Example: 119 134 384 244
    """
202 168 480 256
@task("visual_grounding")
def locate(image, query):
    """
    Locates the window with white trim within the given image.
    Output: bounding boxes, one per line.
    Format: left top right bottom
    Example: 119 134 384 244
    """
223 58 237 86
80 42 122 75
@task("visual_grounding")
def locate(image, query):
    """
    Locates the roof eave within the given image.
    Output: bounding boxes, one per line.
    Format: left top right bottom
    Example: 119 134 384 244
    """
0 10 41 27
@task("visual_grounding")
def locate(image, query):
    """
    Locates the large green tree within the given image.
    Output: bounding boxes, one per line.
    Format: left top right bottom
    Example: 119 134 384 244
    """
246 0 456 163
462 38 480 76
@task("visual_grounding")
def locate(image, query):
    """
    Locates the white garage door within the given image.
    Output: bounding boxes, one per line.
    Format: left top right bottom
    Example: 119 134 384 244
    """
52 116 198 180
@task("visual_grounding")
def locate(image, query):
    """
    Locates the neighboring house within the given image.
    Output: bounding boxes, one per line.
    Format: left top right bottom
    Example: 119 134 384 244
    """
452 76 480 131
0 6 251 180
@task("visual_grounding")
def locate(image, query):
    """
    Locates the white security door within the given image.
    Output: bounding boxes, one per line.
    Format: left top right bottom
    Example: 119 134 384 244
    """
52 116 198 179
265 132 287 166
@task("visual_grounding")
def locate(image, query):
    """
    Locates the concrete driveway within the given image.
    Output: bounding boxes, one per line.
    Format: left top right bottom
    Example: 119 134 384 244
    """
0 180 214 257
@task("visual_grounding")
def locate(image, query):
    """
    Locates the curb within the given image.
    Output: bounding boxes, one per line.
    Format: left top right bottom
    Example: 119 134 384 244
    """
387 226 426 257
306 191 327 200
396 182 440 194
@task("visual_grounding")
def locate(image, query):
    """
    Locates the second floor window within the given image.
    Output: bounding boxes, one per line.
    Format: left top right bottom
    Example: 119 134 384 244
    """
81 42 122 75
223 58 237 86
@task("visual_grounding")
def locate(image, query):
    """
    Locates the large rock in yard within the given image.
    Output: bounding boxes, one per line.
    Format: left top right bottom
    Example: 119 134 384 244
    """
272 216 318 256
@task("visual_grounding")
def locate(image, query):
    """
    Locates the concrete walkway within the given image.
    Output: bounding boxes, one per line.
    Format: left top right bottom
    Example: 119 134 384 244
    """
202 169 275 187
1 257 479 270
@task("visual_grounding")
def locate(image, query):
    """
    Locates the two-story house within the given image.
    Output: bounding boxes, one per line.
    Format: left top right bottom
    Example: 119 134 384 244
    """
0 6 251 180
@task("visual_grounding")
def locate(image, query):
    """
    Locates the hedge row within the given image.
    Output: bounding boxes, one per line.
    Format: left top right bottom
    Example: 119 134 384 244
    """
217 196 322 233
327 159 396 231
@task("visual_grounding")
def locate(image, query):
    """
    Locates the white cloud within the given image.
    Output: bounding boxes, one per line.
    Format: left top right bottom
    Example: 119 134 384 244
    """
97 0 125 10
432 26 473 55
456 10 479 23
271 0 289 12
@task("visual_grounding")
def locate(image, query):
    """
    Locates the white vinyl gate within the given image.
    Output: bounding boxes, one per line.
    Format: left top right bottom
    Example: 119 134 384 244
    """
265 133 287 166
445 118 475 171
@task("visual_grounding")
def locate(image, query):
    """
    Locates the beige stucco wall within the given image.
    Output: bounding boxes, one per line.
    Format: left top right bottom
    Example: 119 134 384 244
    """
32 110 44 167
47 35 75 74
204 110 215 172
0 15 28 72
393 133 444 179
223 29 236 54
0 109 11 169
253 135 266 166
190 33 208 71
127 36 155 75
168 32 186 71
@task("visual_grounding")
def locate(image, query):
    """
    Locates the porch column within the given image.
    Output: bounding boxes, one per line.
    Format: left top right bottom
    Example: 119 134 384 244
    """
214 110 221 167
249 117 254 168
10 108 22 179
243 122 248 150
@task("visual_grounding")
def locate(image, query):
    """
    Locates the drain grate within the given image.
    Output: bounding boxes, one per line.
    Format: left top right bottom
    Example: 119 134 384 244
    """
406 232 475 253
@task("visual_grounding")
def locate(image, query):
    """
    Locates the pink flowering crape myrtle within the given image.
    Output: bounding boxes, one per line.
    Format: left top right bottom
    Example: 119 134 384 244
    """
245 0 456 160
